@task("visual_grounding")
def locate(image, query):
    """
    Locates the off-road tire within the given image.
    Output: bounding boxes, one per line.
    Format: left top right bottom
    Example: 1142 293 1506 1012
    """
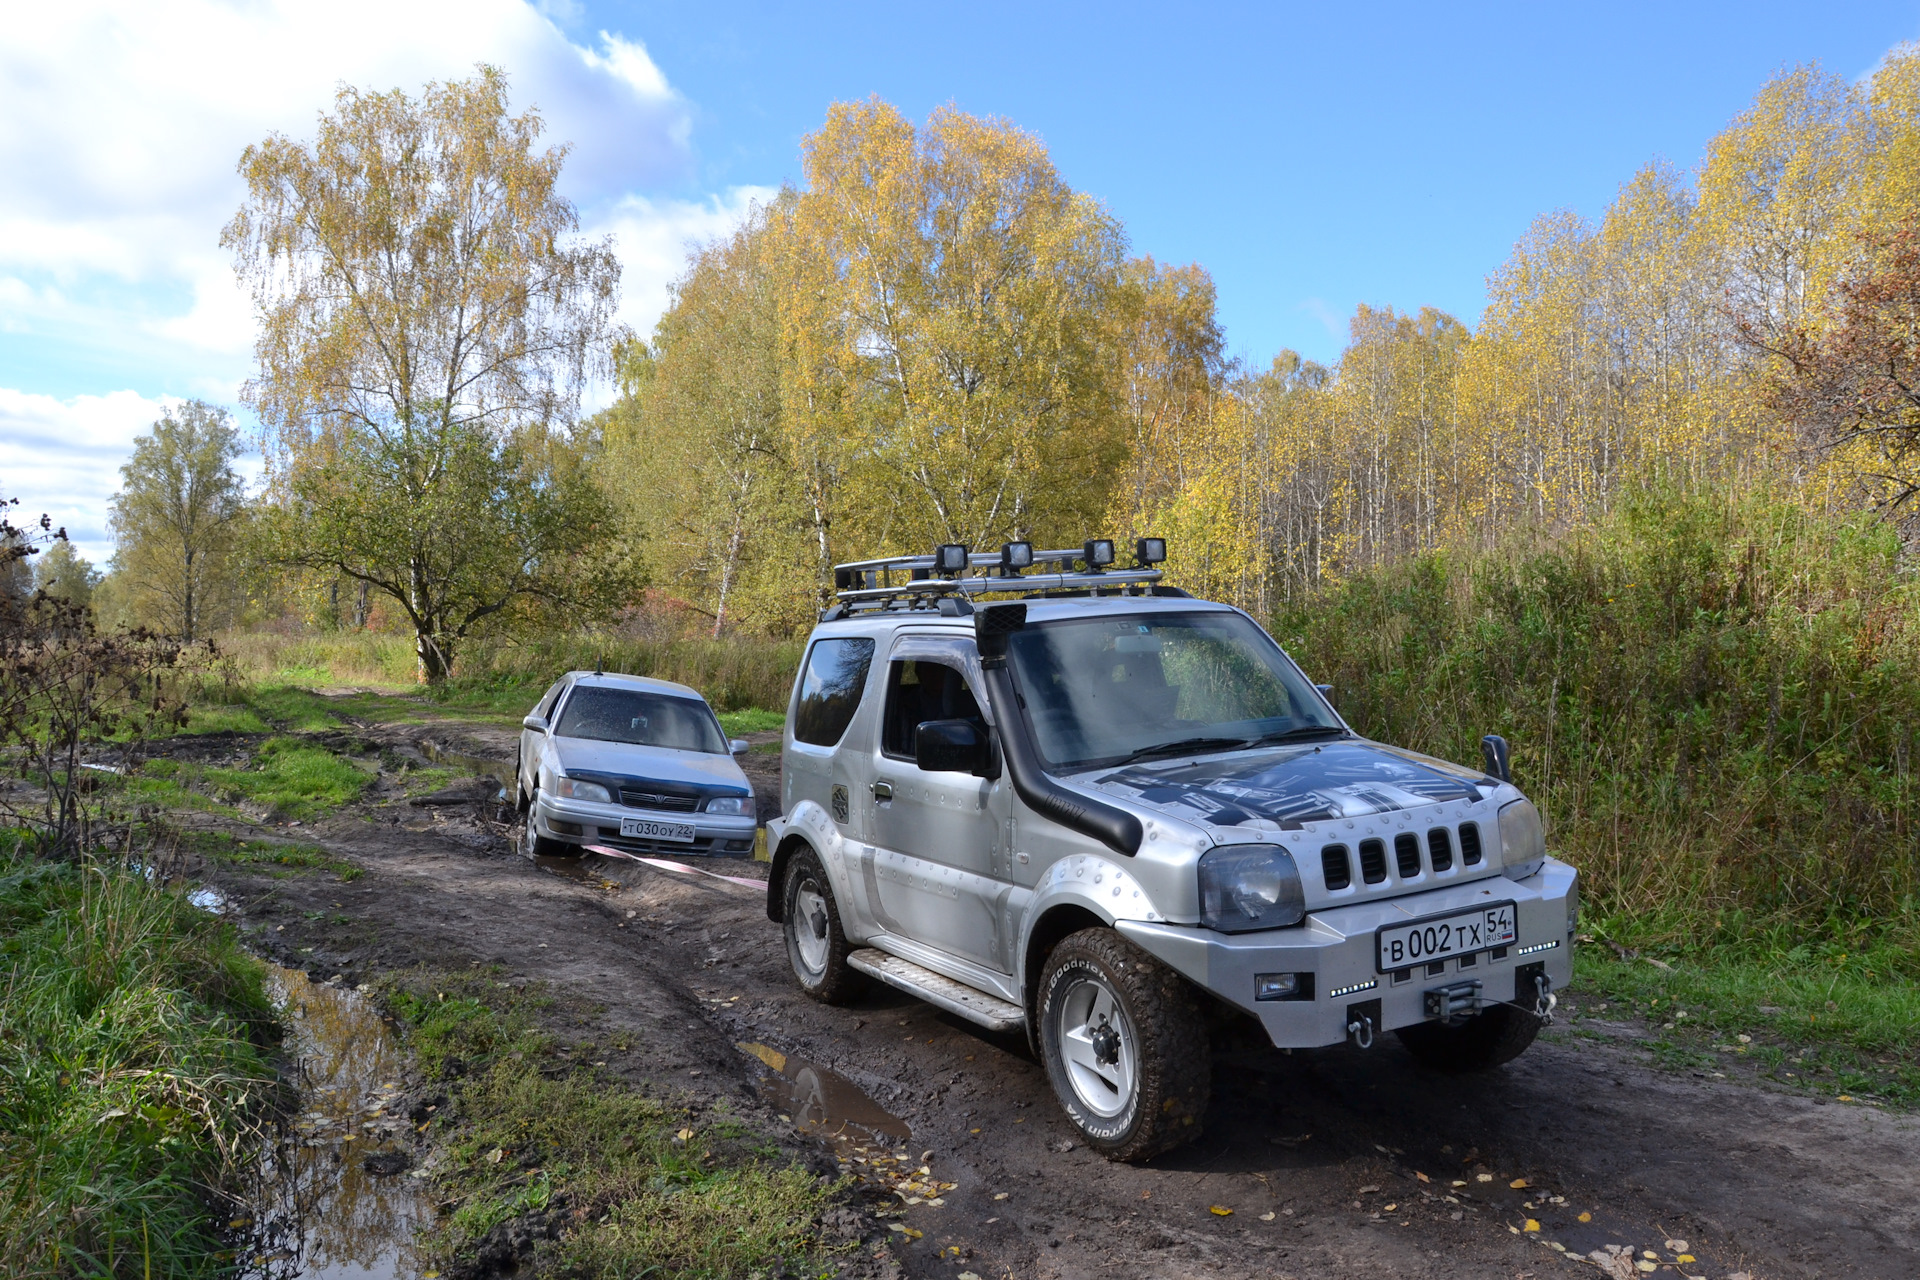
512 748 530 814
782 847 868 1005
1395 1003 1540 1072
1037 928 1210 1162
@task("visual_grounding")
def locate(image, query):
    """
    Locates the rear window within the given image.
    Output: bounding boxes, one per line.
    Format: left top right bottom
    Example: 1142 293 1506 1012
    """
792 637 876 747
553 687 727 754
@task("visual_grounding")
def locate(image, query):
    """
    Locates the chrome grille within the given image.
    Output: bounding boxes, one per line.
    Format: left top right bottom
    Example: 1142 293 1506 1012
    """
619 790 699 813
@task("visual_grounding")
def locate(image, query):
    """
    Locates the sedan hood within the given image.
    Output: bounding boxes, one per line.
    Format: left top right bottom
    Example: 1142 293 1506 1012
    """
1089 738 1485 830
551 736 751 796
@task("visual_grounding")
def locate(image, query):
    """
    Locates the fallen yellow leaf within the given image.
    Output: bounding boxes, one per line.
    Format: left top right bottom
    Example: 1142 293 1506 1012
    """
1415 1171 1430 1183
1578 1211 1592 1223
1258 1211 1276 1221
1677 1256 1696 1264
1510 1178 1530 1189
1524 1219 1540 1232
1209 1205 1233 1216
674 1127 694 1142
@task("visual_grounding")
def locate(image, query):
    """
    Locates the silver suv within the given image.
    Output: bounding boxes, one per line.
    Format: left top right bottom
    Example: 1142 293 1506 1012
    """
765 540 1576 1161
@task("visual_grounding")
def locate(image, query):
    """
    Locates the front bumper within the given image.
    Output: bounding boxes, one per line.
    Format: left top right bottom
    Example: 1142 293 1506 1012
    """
1117 858 1577 1049
534 793 759 856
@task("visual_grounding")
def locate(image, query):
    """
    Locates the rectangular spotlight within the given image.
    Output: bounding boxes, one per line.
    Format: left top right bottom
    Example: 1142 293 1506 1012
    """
1135 537 1166 565
1083 538 1115 569
932 543 970 574
1000 541 1033 574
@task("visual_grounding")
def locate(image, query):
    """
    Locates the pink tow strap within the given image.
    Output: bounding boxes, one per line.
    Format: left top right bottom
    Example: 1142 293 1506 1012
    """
584 844 765 890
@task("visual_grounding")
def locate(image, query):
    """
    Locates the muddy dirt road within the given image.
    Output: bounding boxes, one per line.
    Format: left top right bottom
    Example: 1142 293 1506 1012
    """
204 712 1917 1280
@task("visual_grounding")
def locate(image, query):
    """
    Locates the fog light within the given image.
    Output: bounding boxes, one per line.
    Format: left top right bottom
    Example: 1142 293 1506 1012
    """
1000 541 1033 574
933 543 970 574
1135 536 1166 565
1255 972 1311 1001
1083 538 1115 569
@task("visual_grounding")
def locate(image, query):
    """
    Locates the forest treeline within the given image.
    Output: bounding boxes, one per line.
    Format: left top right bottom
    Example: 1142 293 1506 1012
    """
23 53 1920 666
602 53 1920 634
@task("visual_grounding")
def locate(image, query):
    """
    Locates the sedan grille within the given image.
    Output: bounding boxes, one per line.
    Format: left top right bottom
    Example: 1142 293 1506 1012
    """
619 789 699 813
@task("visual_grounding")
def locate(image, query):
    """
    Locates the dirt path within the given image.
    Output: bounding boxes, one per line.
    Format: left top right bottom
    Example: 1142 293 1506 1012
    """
199 716 1918 1280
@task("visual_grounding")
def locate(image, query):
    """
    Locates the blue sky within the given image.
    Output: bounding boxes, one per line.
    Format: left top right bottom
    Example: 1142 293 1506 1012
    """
3 0 1917 561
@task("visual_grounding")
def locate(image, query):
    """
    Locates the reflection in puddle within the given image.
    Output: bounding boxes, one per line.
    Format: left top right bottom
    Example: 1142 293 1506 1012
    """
419 740 514 794
736 1042 911 1149
234 967 432 1279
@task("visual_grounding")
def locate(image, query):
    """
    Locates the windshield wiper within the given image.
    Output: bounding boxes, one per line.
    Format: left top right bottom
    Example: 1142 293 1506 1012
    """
1105 736 1254 767
1245 725 1346 747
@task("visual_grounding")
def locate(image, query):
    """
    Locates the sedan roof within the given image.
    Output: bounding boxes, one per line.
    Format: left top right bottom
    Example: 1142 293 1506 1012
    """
560 670 708 703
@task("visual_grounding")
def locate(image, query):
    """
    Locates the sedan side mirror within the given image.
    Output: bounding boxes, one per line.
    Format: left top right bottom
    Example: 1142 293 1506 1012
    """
1314 683 1334 706
729 739 749 756
523 714 548 732
915 719 990 774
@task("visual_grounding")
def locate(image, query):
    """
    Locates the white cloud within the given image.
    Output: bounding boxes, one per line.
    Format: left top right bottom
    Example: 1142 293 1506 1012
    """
588 186 781 341
0 389 172 564
0 0 701 361
0 2 771 551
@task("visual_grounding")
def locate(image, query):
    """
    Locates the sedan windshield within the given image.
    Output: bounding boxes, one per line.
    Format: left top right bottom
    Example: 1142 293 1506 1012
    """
553 687 728 754
1005 611 1342 771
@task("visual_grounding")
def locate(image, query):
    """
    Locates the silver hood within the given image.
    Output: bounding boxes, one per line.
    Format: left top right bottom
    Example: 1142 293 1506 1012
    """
551 736 752 797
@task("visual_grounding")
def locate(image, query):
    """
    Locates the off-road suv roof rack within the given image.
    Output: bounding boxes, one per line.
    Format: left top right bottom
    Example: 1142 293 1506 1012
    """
825 538 1176 618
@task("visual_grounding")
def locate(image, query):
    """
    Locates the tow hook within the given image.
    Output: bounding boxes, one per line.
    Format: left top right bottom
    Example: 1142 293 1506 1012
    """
1346 1013 1375 1050
1533 972 1557 1026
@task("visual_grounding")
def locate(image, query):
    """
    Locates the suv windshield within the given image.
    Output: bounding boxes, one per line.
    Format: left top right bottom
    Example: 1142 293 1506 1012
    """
554 687 727 754
1005 611 1342 771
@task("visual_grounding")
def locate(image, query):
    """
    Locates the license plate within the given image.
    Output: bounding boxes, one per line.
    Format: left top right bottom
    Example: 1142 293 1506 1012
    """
1377 902 1516 971
620 817 696 843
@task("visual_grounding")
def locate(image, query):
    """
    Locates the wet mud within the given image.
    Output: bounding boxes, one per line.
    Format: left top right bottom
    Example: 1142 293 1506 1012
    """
175 710 1920 1280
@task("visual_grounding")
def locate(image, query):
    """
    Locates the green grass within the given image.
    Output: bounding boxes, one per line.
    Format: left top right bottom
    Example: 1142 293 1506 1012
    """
193 832 362 882
1570 943 1920 1106
717 707 785 736
0 850 280 1279
380 968 843 1278
124 738 371 823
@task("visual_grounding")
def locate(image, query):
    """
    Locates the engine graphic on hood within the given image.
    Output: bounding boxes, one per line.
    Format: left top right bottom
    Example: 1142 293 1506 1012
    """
1093 740 1484 829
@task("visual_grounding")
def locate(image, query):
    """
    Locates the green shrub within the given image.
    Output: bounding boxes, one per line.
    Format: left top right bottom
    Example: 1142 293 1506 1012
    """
1277 486 1920 965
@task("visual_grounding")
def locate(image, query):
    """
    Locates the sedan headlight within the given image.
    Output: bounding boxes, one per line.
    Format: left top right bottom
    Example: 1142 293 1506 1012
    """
1498 798 1547 881
1198 844 1306 933
552 777 611 804
705 796 749 816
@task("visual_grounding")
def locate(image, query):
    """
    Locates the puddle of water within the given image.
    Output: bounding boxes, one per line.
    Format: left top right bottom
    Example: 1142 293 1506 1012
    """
232 966 434 1279
736 1041 911 1149
420 740 513 795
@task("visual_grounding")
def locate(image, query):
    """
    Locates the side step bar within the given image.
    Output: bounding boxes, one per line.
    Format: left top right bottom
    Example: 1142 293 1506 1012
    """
848 949 1026 1033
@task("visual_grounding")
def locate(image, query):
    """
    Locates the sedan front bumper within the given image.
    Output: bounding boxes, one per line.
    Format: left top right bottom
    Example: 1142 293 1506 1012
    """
534 793 759 857
1117 859 1577 1049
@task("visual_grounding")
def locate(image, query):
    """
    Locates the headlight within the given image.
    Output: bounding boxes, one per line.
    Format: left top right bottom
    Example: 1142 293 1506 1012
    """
1198 844 1305 932
1498 798 1546 880
705 796 748 815
552 777 611 804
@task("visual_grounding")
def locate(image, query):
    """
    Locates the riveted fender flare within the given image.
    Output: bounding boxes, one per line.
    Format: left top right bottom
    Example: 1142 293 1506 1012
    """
1015 852 1174 994
765 801 858 925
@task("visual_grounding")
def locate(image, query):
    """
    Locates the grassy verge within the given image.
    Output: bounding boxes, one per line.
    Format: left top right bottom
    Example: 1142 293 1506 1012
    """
1568 944 1920 1106
191 831 363 882
0 850 280 1278
379 967 845 1278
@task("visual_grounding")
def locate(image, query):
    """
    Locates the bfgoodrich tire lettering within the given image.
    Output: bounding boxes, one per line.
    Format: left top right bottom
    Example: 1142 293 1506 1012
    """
782 847 868 1005
1037 928 1210 1162
1395 1002 1540 1072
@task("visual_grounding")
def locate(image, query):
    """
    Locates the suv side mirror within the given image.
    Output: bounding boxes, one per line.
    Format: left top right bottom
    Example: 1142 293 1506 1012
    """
729 739 750 756
914 719 989 774
523 714 549 732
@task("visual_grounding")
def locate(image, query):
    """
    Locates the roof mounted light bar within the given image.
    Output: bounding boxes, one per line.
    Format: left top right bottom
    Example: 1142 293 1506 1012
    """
828 539 1171 614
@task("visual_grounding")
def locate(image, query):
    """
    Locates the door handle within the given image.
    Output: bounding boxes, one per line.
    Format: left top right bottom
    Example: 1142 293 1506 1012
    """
872 781 893 803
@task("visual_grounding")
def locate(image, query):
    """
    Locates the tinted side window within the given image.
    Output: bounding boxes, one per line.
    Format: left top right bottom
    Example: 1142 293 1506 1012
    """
792 638 877 747
536 680 567 719
881 660 983 759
